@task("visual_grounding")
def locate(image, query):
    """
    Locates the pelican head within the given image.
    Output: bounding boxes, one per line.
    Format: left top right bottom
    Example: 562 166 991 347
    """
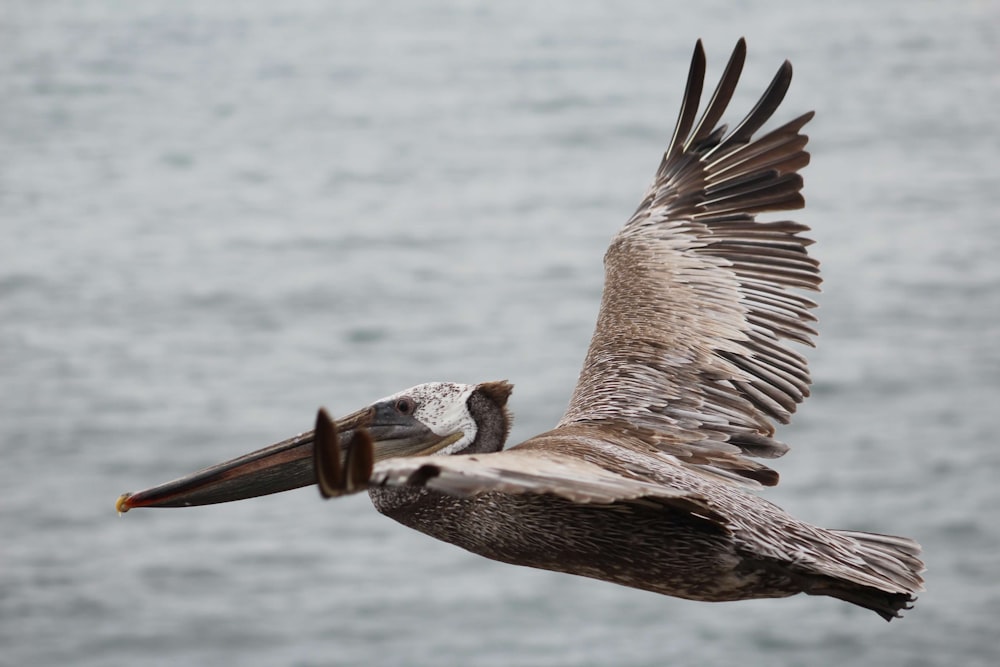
372 380 513 456
116 380 513 512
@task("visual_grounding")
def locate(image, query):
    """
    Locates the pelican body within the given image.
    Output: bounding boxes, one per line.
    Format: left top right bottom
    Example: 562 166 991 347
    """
118 40 924 621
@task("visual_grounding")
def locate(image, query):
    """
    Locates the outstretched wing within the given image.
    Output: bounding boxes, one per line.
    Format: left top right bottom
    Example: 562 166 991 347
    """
557 39 818 487
369 448 727 527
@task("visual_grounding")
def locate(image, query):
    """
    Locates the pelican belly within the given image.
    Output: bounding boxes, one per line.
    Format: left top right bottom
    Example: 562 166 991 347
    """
368 486 800 603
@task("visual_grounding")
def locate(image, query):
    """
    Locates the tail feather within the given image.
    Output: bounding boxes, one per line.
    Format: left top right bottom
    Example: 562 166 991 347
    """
808 529 925 621
835 529 925 590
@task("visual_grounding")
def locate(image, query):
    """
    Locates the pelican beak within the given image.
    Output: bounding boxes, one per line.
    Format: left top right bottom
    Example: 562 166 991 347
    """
115 402 461 512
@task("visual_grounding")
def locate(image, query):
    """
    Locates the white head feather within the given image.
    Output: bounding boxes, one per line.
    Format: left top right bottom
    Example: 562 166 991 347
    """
381 382 478 454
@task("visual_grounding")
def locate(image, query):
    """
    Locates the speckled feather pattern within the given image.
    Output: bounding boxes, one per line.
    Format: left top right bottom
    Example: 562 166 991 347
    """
355 40 924 620
560 39 818 487
370 424 922 608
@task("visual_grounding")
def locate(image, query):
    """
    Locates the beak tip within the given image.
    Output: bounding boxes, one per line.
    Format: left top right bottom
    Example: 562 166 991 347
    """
116 493 133 515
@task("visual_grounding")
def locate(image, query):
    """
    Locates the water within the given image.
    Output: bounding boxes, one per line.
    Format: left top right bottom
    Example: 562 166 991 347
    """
2 1 998 665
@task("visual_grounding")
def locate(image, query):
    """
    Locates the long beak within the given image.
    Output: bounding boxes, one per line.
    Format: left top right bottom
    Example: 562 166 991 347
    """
115 403 462 512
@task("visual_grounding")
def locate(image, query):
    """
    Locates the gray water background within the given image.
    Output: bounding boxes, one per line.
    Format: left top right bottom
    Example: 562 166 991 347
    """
3 1 999 665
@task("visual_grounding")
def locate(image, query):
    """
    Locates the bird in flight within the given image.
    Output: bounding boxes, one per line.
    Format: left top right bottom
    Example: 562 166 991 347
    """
118 39 924 621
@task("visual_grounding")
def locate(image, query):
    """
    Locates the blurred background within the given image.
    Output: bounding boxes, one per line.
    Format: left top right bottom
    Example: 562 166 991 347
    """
2 1 998 665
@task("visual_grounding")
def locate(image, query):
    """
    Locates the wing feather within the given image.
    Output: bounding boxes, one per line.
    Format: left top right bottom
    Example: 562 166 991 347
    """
368 448 727 526
557 41 817 487
684 39 745 151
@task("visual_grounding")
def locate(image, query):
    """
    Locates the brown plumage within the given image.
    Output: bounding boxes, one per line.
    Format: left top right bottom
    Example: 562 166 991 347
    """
327 39 924 620
119 39 925 622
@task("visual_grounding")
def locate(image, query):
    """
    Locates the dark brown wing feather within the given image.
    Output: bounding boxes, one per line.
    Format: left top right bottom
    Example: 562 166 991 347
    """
557 39 818 487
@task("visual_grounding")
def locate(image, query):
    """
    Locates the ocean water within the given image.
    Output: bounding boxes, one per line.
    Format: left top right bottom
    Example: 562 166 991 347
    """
2 1 998 665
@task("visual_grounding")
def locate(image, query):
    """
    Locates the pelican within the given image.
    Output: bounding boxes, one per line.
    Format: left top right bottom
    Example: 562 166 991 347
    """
117 39 924 620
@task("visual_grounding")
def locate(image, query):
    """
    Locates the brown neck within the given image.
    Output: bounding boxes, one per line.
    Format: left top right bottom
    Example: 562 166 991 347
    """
460 387 511 454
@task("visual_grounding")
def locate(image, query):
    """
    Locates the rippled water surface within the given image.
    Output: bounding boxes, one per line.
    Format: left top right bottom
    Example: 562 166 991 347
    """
3 1 999 665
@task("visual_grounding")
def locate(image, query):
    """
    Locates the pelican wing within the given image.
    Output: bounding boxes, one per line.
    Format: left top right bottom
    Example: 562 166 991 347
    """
558 39 818 487
369 449 727 526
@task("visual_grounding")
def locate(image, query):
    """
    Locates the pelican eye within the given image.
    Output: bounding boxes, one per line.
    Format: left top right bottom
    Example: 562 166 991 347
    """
394 397 416 416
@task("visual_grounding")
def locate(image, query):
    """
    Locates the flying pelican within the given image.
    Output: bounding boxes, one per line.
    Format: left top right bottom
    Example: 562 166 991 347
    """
117 39 924 620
